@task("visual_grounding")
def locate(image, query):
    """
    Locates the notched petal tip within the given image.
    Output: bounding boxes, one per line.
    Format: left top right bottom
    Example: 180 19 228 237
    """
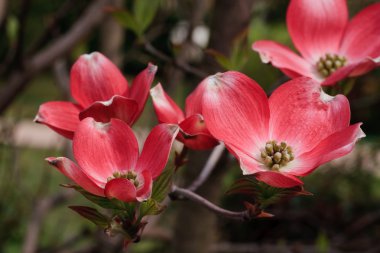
147 62 158 74
45 157 59 166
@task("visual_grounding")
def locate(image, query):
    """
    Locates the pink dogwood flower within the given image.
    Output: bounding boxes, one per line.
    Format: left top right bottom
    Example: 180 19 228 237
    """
46 117 179 202
195 71 364 188
150 83 218 150
252 0 380 86
35 52 157 139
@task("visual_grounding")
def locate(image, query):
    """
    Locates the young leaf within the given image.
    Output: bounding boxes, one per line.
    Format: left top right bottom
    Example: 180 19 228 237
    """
139 198 166 218
69 206 109 228
61 184 126 210
133 0 160 33
111 10 141 36
152 167 174 202
227 176 311 209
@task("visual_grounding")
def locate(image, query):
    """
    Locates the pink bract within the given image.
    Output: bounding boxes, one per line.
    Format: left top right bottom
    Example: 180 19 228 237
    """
252 0 380 86
46 117 179 202
150 83 219 150
35 52 157 139
197 71 365 188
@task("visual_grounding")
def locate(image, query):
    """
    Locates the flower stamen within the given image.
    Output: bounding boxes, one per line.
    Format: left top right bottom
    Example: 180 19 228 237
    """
316 53 347 77
261 140 294 171
108 171 139 187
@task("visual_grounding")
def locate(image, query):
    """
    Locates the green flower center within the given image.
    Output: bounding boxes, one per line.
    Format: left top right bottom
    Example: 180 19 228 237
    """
316 53 347 78
108 171 139 187
261 140 294 171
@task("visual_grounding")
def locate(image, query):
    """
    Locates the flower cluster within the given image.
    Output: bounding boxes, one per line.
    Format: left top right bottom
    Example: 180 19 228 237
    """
35 0 378 246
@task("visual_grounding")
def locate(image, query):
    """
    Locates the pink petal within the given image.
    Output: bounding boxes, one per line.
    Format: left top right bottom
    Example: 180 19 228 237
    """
70 52 128 108
289 123 365 176
287 0 348 62
322 59 378 86
230 145 265 174
269 77 350 154
150 83 185 123
73 118 139 183
200 71 270 154
185 80 204 117
252 40 313 78
127 63 158 122
255 171 303 188
46 157 104 196
136 124 179 179
79 95 138 125
339 3 380 61
34 101 81 139
136 170 153 202
105 178 137 202
177 114 218 150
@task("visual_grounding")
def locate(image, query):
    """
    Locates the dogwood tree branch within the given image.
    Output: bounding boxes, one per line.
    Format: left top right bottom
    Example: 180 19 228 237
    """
170 185 251 221
0 0 111 114
187 144 226 192
143 40 208 79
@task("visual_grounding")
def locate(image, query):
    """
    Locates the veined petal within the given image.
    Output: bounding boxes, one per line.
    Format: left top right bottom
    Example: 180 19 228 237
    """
150 83 185 123
255 171 303 188
252 40 313 78
289 123 365 176
73 118 139 183
79 95 138 125
127 63 157 122
46 157 104 196
105 178 137 202
185 80 204 116
70 52 128 108
136 170 153 202
340 3 380 61
34 101 81 139
229 144 265 175
322 59 378 86
177 114 218 150
269 77 350 154
287 0 348 62
201 71 270 154
136 124 179 179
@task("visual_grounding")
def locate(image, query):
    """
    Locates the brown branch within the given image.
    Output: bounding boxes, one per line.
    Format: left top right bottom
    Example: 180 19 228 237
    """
143 40 208 79
26 0 78 56
0 0 111 115
170 185 252 221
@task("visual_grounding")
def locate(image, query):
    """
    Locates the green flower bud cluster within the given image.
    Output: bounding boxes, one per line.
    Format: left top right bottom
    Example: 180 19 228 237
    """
261 140 294 171
316 53 347 77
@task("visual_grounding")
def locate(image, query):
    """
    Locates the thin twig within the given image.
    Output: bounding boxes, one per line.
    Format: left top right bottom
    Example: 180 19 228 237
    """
187 144 225 192
170 185 251 221
143 40 208 79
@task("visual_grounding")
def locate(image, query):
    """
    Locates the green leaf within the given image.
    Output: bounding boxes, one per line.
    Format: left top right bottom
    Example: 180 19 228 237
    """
227 176 311 209
61 184 126 210
111 10 141 36
6 15 19 44
151 167 175 203
133 0 160 33
69 206 109 228
139 198 165 218
206 49 232 70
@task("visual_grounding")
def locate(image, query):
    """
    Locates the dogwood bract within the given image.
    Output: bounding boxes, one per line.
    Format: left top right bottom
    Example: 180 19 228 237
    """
150 83 218 150
35 52 157 139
